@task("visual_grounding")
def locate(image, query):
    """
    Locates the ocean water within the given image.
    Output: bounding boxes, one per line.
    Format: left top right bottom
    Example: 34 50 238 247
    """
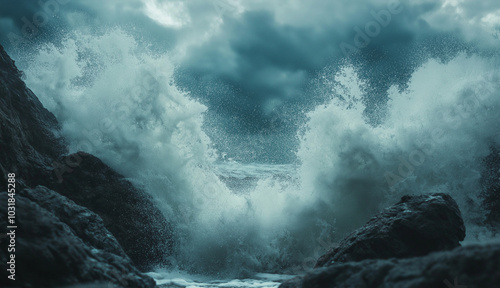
13 26 500 286
148 271 293 288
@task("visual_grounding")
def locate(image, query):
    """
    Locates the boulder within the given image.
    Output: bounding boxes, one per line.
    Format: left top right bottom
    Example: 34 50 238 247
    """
47 152 174 271
0 186 155 288
281 243 500 288
316 193 465 267
19 185 128 258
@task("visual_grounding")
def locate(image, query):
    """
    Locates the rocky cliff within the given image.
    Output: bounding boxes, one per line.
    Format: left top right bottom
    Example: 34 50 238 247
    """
0 43 172 287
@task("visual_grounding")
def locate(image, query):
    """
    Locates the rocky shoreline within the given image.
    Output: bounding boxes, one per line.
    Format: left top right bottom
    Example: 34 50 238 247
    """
280 194 499 288
0 43 166 287
1 43 499 287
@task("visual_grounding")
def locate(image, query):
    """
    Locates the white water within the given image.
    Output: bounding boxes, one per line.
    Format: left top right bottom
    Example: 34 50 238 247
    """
18 29 500 284
147 271 293 288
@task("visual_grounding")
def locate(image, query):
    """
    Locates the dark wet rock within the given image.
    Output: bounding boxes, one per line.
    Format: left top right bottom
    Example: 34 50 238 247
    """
0 42 173 271
47 152 174 271
19 185 128 258
0 186 155 288
316 193 465 267
0 43 67 189
280 243 500 288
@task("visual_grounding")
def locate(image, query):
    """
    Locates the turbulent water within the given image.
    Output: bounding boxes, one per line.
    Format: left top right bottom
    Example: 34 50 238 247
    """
148 271 293 288
12 25 500 286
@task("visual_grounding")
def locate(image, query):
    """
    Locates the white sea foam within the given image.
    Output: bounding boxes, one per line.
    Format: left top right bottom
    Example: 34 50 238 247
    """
19 29 500 279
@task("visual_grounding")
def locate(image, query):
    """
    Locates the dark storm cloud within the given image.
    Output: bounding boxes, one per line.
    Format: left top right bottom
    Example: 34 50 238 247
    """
172 0 500 161
0 0 178 52
1 0 498 162
174 1 466 133
176 1 415 120
0 1 51 47
176 11 341 122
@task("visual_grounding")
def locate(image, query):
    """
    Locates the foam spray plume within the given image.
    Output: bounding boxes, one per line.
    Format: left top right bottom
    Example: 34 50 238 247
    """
17 27 500 279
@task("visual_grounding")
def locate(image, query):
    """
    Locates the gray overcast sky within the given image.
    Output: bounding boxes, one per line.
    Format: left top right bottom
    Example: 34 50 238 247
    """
1 0 499 162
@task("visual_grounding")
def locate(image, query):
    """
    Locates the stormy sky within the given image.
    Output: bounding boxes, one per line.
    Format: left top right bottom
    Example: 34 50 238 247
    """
1 0 499 162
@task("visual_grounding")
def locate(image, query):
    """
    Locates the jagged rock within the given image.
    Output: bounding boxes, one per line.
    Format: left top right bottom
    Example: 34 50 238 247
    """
0 186 155 288
0 43 173 271
19 185 128 258
47 152 173 271
316 193 465 267
280 243 500 288
0 44 67 189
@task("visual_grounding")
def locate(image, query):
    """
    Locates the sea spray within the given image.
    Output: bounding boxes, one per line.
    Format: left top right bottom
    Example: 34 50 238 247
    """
299 55 500 242
18 29 500 277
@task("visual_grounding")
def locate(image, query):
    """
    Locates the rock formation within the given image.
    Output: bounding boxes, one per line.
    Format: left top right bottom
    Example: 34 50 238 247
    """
281 243 500 288
315 193 465 267
0 187 155 288
47 152 173 271
280 193 500 288
0 43 172 286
